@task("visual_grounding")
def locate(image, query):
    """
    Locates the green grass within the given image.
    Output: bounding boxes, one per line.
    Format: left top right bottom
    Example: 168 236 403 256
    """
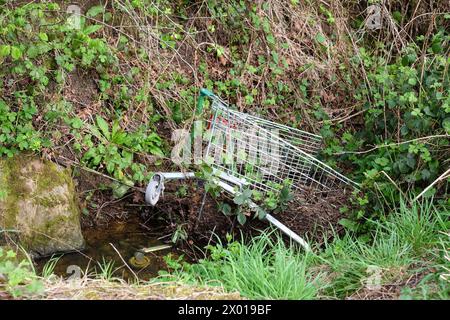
161 198 449 300
41 255 61 279
96 257 117 281
163 231 320 299
320 198 449 298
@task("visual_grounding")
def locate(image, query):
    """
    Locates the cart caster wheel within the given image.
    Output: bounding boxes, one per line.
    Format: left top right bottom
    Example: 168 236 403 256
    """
145 173 164 206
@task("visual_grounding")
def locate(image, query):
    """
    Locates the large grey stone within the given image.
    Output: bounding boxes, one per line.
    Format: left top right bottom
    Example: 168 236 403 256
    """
0 155 85 257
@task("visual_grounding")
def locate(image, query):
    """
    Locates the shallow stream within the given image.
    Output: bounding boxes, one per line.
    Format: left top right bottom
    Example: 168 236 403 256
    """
34 215 177 281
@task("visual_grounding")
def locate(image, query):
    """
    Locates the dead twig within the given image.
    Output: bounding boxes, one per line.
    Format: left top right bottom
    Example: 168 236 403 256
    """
413 168 450 202
333 135 450 156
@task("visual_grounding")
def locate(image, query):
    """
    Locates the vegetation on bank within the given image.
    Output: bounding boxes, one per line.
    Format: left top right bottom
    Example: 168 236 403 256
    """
0 0 449 300
159 198 449 300
1 197 448 299
0 1 448 224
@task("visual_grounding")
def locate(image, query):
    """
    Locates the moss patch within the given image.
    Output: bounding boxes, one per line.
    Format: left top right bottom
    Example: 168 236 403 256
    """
0 154 84 257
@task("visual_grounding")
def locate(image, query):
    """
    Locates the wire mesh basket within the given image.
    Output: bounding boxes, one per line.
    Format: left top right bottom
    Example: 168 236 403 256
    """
145 88 359 250
202 90 358 196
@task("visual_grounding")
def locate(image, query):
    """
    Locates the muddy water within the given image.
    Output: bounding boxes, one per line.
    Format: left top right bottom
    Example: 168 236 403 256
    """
35 216 177 281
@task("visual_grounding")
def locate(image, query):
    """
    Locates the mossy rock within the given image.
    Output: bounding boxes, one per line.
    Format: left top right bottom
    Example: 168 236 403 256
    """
0 154 85 258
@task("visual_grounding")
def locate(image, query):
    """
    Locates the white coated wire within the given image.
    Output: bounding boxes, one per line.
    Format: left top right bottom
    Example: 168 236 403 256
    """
204 98 358 196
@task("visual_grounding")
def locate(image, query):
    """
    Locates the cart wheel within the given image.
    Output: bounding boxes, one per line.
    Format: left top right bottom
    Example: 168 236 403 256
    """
145 174 164 206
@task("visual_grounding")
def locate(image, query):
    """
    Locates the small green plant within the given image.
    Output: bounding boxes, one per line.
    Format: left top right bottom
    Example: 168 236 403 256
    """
162 253 185 272
96 258 116 280
164 231 320 299
41 255 61 279
0 248 44 298
81 116 164 183
227 180 293 225
171 224 188 244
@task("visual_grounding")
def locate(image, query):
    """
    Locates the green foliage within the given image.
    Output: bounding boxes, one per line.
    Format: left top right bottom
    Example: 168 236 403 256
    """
325 30 450 227
0 2 165 186
80 116 164 183
161 198 449 300
0 248 44 298
0 96 49 157
210 175 294 226
352 37 449 185
161 232 320 299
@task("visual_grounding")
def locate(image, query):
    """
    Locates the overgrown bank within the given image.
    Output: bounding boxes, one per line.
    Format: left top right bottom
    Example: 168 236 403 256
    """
1 1 448 229
159 198 449 300
1 197 448 299
0 0 449 300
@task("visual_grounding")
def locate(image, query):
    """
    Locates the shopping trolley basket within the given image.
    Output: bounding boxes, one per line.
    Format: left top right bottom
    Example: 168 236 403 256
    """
145 89 358 250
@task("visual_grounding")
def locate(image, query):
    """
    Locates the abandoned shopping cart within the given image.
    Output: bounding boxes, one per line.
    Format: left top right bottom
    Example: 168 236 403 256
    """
145 89 358 251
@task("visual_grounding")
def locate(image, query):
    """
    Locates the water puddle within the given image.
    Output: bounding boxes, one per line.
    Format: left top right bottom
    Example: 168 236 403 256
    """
34 216 177 281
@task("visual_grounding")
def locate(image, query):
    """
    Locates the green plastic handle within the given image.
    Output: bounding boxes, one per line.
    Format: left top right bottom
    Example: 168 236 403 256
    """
195 88 215 116
200 88 215 97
